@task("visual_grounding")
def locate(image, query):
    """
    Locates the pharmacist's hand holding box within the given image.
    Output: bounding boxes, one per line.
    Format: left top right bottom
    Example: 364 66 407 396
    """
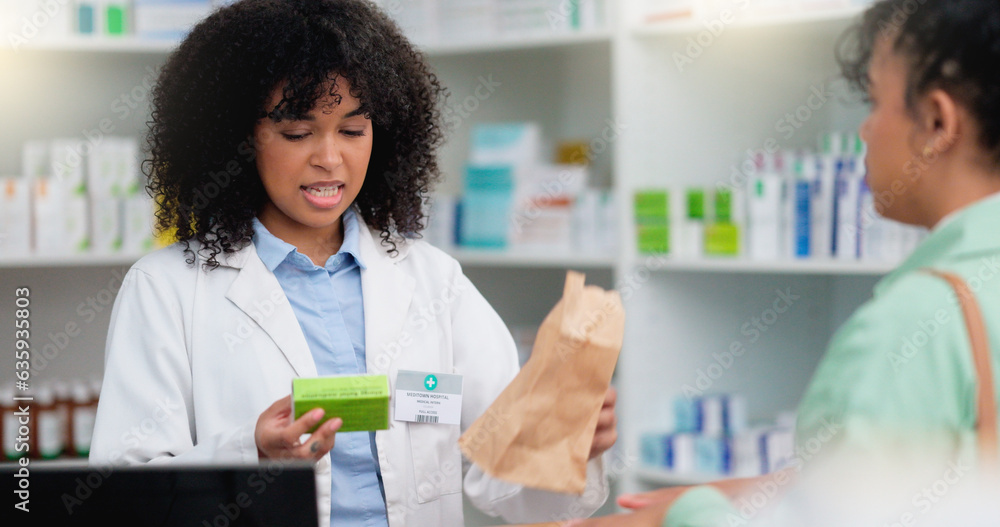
254 375 390 460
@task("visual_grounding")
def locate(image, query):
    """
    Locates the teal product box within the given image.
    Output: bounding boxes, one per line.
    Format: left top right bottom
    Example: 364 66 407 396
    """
459 164 514 249
641 432 669 468
292 374 390 433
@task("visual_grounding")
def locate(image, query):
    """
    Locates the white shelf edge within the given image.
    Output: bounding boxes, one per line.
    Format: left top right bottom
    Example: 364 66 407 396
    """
0 458 90 469
421 29 613 56
633 466 725 487
5 37 177 53
3 29 613 56
445 248 617 269
0 253 145 268
632 6 865 36
631 256 896 276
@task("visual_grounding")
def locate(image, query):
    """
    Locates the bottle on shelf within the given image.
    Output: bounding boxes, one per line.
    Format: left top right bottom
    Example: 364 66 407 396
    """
36 383 65 460
72 379 100 458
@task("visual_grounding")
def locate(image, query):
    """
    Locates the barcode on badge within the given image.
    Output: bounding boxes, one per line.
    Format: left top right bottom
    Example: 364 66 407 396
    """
416 414 439 423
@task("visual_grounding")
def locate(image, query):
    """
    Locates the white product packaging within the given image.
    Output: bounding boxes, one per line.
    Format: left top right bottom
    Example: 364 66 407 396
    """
811 154 838 259
90 196 123 254
3 0 74 45
763 426 796 473
573 188 602 253
0 177 32 258
49 138 87 196
88 136 140 198
666 432 697 473
510 164 587 251
834 159 864 260
122 195 155 254
747 172 783 260
133 0 212 40
425 193 457 250
33 178 90 256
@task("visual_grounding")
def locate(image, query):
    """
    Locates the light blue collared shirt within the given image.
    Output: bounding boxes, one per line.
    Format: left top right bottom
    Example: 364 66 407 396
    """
252 209 388 527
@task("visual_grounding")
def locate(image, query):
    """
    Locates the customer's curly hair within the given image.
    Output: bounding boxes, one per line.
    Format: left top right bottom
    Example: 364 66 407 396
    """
146 0 445 268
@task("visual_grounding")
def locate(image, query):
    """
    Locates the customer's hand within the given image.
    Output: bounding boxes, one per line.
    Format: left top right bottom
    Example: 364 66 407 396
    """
255 395 341 461
617 486 691 510
589 387 618 460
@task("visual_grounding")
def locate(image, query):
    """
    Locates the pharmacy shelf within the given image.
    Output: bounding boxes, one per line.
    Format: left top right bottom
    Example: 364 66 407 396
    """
5 36 176 53
633 466 726 487
5 29 613 56
447 248 617 269
0 253 144 269
0 458 90 469
632 5 865 36
636 256 896 276
419 29 613 56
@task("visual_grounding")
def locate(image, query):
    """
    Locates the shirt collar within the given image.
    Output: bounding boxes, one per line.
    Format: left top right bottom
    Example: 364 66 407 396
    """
251 208 367 272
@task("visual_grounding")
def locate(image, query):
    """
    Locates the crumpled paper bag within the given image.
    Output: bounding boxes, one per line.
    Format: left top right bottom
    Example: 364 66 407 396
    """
458 271 624 495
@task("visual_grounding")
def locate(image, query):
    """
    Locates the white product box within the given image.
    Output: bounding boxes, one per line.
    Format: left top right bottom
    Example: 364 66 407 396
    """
122 195 155 254
88 136 140 198
133 0 212 40
0 177 32 258
33 178 89 256
90 196 122 254
49 139 87 195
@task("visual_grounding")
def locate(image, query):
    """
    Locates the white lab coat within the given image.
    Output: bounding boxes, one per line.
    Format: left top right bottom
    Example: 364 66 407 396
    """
90 217 609 526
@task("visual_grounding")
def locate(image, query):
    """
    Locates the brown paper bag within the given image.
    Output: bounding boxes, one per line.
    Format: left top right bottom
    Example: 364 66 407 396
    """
458 271 624 495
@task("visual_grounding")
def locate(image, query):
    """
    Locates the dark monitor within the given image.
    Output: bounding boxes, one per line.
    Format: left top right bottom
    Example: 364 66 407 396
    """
5 461 318 526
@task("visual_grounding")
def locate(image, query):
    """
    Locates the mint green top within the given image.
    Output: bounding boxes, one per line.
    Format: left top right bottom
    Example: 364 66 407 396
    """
663 195 1000 527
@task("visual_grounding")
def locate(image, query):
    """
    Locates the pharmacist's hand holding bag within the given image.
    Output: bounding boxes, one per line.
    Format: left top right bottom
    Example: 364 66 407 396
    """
459 271 624 495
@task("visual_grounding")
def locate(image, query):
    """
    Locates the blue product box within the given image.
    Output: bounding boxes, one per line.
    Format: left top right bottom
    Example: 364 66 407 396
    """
459 165 513 249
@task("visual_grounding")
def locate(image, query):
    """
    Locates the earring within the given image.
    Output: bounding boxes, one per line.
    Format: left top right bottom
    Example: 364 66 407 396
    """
922 145 934 157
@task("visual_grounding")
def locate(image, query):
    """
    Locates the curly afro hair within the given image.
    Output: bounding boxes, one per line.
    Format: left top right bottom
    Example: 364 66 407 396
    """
146 0 446 268
837 0 1000 166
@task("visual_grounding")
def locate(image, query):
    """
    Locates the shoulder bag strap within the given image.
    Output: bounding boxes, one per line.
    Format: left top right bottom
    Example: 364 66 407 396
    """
923 269 999 467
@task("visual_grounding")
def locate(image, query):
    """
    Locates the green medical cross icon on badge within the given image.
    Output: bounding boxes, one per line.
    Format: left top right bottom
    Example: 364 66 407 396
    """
424 374 438 391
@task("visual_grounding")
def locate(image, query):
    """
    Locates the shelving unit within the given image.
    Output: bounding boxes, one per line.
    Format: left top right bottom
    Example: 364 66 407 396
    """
2 0 890 521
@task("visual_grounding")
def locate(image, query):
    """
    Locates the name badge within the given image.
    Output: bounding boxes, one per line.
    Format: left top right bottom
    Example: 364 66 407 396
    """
394 370 463 425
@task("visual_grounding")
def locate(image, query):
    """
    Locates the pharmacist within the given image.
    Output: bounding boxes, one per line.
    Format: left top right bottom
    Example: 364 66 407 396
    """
89 1 614 526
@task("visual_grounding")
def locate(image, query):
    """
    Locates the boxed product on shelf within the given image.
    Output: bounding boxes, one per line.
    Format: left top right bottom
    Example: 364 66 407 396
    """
510 164 588 251
90 196 123 254
75 0 130 36
572 187 617 254
122 194 156 254
88 136 141 198
0 177 32 258
460 165 514 248
377 0 606 45
640 131 927 264
133 0 212 40
32 178 90 256
49 138 88 196
641 392 795 478
634 189 670 254
2 0 75 45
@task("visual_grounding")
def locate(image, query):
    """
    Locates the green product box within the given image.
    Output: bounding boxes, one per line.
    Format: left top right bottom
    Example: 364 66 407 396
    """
705 222 740 256
292 375 390 433
635 190 670 254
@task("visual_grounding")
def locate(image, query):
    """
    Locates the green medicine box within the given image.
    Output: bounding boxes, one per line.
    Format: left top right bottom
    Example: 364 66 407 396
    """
292 375 390 433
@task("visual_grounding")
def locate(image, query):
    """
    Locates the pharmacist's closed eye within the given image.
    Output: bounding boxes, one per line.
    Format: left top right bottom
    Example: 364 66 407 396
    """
341 130 367 137
282 133 310 141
